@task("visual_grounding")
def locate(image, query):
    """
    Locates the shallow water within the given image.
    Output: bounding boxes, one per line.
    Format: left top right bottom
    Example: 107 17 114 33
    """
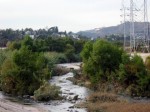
38 72 91 112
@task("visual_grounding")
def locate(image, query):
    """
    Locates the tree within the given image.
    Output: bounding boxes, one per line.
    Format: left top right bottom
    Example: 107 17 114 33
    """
118 54 150 96
65 44 75 62
0 37 51 95
80 41 93 62
81 39 123 83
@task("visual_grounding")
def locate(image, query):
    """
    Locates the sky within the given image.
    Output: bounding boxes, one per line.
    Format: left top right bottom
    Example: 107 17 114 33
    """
0 0 149 32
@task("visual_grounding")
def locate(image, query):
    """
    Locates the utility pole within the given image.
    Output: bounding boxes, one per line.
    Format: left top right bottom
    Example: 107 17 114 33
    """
121 0 129 51
122 0 149 53
130 0 135 53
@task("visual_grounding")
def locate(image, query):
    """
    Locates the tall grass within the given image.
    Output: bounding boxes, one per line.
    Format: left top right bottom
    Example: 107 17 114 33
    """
87 92 150 112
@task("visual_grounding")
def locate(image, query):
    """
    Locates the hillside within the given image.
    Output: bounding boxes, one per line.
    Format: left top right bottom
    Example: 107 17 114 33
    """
77 22 150 38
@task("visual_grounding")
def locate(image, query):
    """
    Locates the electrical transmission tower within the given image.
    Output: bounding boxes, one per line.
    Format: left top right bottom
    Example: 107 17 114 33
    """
121 0 150 53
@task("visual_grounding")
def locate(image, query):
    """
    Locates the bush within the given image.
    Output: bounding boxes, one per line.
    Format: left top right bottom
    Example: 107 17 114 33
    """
34 82 61 101
6 41 21 50
81 40 150 97
81 39 123 83
0 50 15 67
0 59 18 94
65 44 75 62
145 56 150 70
0 36 52 95
44 52 68 64
118 54 150 96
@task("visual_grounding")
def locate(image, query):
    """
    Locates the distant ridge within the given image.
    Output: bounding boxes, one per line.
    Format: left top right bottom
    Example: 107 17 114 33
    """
77 22 150 38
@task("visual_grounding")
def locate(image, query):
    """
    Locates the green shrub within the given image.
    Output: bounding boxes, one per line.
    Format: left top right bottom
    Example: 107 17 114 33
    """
0 50 15 67
6 41 21 50
34 82 61 101
44 52 67 64
0 36 52 95
81 40 150 97
118 55 145 85
81 39 123 83
0 59 18 94
118 54 150 97
145 56 150 70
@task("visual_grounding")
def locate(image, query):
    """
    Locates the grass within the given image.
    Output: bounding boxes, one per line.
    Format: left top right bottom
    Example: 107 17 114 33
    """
34 82 61 101
88 92 119 103
86 92 150 112
87 102 150 112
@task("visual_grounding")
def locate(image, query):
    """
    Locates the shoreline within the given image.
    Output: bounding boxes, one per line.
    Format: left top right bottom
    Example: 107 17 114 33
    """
0 97 46 112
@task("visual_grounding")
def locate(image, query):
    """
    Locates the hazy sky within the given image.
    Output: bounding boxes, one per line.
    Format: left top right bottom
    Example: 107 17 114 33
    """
0 0 149 32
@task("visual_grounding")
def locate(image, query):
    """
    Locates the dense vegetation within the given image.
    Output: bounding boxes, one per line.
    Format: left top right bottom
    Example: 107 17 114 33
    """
7 36 86 63
0 27 87 47
1 32 150 99
0 36 51 95
81 39 150 97
0 35 86 97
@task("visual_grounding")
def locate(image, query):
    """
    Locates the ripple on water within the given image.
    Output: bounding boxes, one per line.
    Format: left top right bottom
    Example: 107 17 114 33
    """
39 72 91 112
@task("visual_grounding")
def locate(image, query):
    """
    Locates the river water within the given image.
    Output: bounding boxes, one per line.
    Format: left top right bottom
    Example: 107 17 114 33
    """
37 72 91 112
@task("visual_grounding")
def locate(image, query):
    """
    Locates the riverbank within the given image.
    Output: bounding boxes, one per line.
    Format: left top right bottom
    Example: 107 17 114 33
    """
0 62 150 112
0 92 46 112
62 63 150 112
0 63 89 112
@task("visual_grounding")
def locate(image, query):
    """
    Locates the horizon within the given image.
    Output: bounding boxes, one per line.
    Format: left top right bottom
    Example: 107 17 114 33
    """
0 0 150 32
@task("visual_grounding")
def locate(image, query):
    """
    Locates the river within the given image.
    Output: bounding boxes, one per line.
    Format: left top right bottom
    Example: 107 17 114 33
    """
0 63 91 112
37 72 91 112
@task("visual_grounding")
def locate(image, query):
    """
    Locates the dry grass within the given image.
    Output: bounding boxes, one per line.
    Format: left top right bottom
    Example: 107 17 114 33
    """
106 102 150 112
87 92 150 112
88 92 119 103
88 102 150 112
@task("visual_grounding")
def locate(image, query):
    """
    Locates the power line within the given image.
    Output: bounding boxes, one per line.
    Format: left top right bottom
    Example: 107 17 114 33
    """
121 0 150 53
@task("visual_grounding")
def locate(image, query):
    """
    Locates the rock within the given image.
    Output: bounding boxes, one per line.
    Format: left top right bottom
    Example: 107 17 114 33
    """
24 99 31 104
73 95 79 100
59 80 66 83
62 99 66 103
30 96 35 100
68 97 72 101
69 93 74 95
69 106 74 108
65 89 70 92
44 102 51 105
78 83 84 86
17 96 22 99
23 95 30 99
134 97 142 100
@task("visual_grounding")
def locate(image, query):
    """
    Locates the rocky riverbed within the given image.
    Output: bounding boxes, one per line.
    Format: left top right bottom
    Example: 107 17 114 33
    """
37 72 91 112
